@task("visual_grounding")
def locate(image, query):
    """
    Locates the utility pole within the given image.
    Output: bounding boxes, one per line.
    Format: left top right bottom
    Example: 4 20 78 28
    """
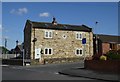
4 38 7 59
4 38 7 53
16 40 19 57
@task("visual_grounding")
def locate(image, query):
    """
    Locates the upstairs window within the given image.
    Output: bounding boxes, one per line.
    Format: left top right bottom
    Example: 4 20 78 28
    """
45 31 53 38
76 32 83 40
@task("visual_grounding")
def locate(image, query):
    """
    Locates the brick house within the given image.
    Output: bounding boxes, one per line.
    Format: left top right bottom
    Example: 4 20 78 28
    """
93 34 120 56
24 18 93 64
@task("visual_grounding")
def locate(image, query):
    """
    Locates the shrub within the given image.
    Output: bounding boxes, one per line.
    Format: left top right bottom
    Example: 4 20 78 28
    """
106 50 120 60
100 55 107 60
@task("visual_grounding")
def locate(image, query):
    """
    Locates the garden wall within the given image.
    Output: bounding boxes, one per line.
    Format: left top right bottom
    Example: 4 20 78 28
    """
84 60 120 73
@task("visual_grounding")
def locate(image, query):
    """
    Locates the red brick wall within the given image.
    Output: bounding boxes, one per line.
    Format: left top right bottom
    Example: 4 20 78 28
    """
102 43 110 54
102 43 120 54
85 60 120 73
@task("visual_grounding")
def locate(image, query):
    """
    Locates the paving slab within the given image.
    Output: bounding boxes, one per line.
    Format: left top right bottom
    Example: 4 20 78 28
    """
59 68 119 81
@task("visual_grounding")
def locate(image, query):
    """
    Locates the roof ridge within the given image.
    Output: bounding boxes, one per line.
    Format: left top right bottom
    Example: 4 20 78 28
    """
29 20 90 27
26 20 92 32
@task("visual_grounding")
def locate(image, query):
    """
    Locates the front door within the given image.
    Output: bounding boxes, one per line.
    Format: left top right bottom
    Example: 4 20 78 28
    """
35 48 41 60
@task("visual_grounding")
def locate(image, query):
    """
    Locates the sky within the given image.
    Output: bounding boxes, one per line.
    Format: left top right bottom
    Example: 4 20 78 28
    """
1 2 119 50
1 0 119 2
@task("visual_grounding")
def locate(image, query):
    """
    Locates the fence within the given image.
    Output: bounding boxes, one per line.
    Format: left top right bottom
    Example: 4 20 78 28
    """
0 54 20 59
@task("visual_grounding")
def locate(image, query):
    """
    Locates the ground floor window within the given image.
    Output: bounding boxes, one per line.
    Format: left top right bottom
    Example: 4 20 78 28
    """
44 48 53 55
75 48 83 56
110 43 117 50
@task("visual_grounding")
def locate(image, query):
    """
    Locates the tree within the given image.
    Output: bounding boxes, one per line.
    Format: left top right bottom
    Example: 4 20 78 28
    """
0 46 10 54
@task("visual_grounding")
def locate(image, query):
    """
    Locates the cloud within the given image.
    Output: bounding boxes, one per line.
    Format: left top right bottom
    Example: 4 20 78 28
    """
10 8 28 15
0 24 3 31
39 12 50 17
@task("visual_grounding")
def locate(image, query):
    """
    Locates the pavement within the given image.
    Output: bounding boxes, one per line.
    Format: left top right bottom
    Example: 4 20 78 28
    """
59 67 120 82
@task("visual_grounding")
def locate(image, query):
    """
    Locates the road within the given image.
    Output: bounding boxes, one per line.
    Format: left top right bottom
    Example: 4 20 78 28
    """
2 61 108 81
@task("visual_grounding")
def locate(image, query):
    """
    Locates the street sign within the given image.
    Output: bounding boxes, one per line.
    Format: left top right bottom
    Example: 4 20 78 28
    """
82 38 86 44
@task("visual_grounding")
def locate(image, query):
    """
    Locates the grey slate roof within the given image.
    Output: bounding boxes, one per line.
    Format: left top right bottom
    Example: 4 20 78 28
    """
27 20 92 32
96 34 120 44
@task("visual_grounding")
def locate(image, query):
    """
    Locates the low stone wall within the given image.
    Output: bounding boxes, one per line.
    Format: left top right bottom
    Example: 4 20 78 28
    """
2 59 23 66
84 60 120 73
31 57 84 65
44 57 83 64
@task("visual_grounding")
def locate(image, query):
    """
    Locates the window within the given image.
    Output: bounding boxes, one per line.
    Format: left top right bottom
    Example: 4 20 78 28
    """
76 32 83 40
45 31 53 38
75 48 83 56
44 48 53 55
45 48 48 54
110 43 117 50
62 34 67 39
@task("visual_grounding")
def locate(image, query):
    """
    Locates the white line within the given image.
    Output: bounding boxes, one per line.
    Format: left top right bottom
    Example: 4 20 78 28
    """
54 72 59 75
0 65 9 66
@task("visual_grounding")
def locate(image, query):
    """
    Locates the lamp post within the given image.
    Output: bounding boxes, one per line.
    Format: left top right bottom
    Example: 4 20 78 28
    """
22 43 24 66
95 21 98 55
82 38 86 61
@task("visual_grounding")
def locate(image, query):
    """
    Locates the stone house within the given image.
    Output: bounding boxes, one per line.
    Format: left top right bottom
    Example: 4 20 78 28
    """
93 34 120 55
24 18 93 64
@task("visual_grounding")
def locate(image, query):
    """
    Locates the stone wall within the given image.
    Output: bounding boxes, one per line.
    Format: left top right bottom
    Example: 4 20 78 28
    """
31 28 93 63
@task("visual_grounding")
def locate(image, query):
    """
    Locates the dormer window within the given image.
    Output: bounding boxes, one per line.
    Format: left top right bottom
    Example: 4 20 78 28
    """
44 30 53 38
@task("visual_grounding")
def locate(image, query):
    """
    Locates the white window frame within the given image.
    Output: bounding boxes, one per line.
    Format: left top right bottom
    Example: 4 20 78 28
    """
75 48 83 56
44 48 53 55
76 32 83 40
44 30 53 38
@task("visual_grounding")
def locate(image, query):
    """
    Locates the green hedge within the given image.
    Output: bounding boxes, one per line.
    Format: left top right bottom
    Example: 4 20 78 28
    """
106 50 120 60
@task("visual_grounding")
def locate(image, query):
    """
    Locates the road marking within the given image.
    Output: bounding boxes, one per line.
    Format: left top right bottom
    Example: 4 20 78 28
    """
54 72 59 75
0 65 9 67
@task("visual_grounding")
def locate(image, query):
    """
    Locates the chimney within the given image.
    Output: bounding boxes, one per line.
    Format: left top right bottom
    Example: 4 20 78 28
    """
52 17 57 25
16 40 19 46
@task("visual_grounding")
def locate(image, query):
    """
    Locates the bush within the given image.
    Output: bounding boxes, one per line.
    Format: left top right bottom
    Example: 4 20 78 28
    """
100 55 107 60
106 50 120 60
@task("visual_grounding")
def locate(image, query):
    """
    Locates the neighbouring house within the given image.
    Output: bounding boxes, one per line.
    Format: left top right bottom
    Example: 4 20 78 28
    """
14 44 23 57
24 18 93 64
93 34 120 56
